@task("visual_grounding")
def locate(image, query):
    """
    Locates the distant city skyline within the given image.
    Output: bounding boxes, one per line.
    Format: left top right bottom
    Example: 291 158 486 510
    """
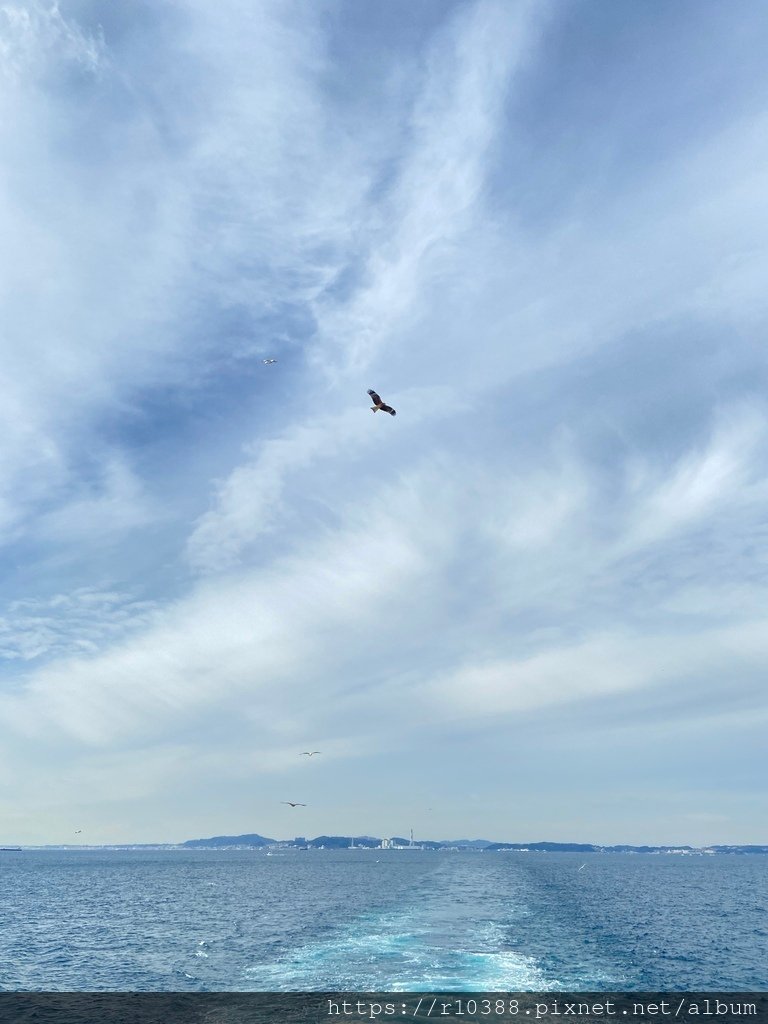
1 0 766 846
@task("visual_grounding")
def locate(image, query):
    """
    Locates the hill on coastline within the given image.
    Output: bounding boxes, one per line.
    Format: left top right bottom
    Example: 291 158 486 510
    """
182 833 275 848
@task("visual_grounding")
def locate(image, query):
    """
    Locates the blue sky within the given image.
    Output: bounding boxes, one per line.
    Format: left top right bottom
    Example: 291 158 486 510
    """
1 0 767 846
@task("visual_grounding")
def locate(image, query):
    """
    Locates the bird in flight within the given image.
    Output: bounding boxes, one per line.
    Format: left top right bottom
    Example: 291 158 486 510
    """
300 751 322 757
367 389 396 416
262 358 277 365
74 829 82 834
281 801 307 807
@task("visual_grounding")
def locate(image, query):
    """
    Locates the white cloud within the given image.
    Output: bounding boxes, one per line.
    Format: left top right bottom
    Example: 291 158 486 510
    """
0 586 157 662
185 383 459 573
7 419 767 753
620 404 768 552
186 410 366 574
312 0 551 379
1 487 435 745
0 1 105 81
38 457 161 542
422 621 768 724
0 0 376 549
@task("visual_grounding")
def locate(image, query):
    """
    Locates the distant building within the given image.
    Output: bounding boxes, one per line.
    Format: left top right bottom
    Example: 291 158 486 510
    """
389 829 424 850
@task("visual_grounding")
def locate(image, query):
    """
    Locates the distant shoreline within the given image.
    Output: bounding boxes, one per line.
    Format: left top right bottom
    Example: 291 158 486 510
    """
7 838 768 854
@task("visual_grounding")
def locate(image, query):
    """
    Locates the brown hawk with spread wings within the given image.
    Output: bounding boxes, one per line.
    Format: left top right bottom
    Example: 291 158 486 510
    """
367 389 396 416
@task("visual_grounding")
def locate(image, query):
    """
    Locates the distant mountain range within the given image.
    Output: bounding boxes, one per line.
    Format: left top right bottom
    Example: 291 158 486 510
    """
179 833 768 854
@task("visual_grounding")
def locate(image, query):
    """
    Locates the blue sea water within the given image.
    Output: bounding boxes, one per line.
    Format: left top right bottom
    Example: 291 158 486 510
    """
0 849 765 991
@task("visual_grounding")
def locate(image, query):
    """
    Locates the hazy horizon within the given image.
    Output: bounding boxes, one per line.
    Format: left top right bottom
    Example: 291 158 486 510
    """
1 0 767 847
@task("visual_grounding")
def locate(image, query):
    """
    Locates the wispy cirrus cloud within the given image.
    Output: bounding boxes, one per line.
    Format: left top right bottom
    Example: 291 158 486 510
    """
0 586 157 663
620 404 768 552
313 0 551 379
0 0 105 80
0 0 373 550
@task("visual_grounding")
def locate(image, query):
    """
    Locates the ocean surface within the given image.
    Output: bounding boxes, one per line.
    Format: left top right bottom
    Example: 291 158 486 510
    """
0 849 765 991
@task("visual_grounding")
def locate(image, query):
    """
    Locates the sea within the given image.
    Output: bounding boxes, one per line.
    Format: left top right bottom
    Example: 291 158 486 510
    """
0 849 765 992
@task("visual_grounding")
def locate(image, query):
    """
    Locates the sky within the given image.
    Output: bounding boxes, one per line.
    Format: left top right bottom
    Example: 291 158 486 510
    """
1 0 767 847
